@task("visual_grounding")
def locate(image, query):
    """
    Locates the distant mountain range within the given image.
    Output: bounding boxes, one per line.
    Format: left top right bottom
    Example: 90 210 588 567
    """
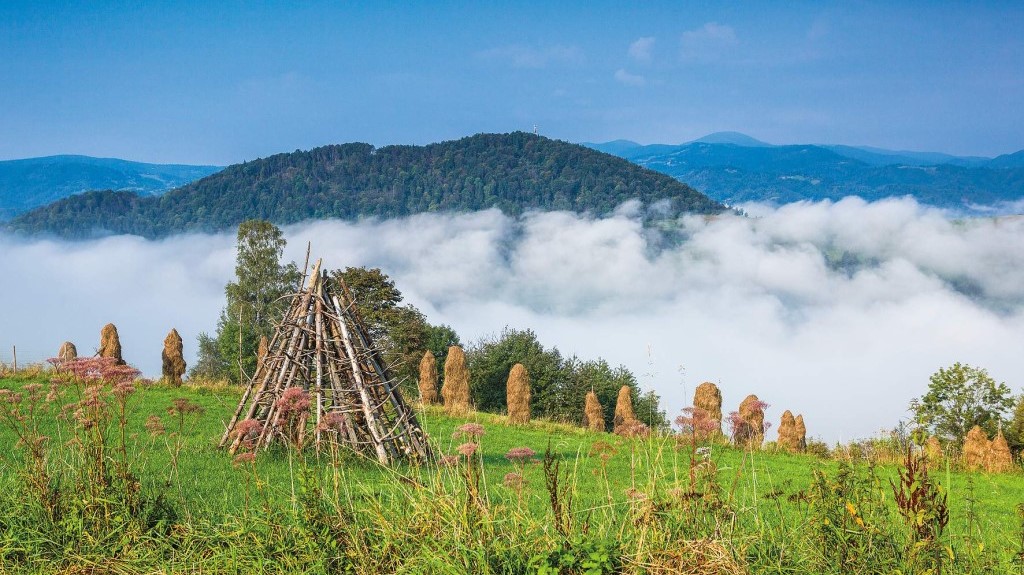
0 155 222 220
584 133 1024 212
8 133 723 239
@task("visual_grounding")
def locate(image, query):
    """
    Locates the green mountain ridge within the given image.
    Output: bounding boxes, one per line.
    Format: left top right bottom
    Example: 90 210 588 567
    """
0 155 222 220
8 133 724 239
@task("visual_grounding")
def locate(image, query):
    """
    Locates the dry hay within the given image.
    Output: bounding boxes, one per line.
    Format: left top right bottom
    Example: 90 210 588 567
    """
736 394 765 449
924 436 943 463
613 385 637 434
641 538 747 575
962 425 990 471
777 410 800 452
506 363 531 424
257 335 269 363
98 323 124 365
794 414 807 452
418 350 439 404
441 345 470 415
988 429 1014 473
584 390 605 432
162 328 186 386
693 382 723 439
57 341 78 362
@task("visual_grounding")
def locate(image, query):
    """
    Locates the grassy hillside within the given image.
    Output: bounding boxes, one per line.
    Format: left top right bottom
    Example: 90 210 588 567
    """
1 373 1022 573
8 133 724 239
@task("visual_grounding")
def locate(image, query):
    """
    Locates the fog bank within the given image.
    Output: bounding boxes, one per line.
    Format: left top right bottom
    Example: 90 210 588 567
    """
2 197 1022 442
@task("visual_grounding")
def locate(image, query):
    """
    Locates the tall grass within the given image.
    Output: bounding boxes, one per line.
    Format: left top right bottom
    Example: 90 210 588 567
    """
0 372 1023 574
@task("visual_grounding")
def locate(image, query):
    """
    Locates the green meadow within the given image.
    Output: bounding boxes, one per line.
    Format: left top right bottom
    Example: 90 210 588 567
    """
1 373 1023 574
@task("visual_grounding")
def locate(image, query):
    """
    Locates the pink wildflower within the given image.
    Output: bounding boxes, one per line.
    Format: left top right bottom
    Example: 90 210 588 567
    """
453 422 485 439
504 446 537 464
144 415 166 437
275 387 311 418
503 472 525 489
457 442 479 458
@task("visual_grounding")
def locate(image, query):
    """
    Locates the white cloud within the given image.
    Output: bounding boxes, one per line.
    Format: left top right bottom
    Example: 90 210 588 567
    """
628 36 656 63
680 22 739 61
2 198 1023 444
476 44 584 69
614 68 646 87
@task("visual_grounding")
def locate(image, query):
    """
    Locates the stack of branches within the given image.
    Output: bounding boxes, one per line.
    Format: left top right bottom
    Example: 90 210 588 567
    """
220 259 431 465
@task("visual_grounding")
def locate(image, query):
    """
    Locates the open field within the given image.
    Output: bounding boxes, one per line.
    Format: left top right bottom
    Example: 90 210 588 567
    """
1 372 1023 574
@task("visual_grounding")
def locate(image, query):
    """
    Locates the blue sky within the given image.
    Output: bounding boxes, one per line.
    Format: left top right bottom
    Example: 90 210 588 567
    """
1 1 1022 164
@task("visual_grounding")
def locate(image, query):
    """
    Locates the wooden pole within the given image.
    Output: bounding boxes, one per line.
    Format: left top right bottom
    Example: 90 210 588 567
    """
12 345 16 374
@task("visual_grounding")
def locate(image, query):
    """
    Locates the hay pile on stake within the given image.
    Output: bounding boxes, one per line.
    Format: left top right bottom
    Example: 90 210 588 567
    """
442 345 470 415
736 394 765 449
962 425 990 471
777 410 799 452
57 341 77 362
925 436 943 463
418 350 439 404
506 363 531 424
257 335 269 363
584 390 605 432
220 259 431 464
613 385 637 434
98 323 124 364
693 382 722 439
794 414 807 452
162 328 186 387
988 430 1013 473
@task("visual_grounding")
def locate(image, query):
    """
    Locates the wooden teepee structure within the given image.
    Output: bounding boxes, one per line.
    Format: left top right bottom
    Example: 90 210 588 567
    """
220 259 431 464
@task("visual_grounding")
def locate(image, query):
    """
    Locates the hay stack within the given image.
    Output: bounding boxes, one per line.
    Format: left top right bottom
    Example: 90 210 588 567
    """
988 430 1014 473
777 410 800 452
418 350 439 404
162 328 186 386
57 341 77 362
257 335 269 363
924 436 943 463
962 425 990 471
99 323 124 365
693 382 723 438
736 394 765 449
441 345 470 415
613 385 637 434
794 414 807 452
584 390 605 432
506 363 531 424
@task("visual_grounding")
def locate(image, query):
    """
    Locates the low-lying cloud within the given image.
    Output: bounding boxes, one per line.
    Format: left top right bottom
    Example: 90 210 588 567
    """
2 197 1022 443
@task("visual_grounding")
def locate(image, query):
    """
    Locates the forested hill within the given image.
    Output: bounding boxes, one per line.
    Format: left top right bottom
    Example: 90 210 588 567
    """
9 133 724 239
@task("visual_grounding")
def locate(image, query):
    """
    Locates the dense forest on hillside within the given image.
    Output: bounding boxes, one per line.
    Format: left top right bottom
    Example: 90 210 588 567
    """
9 133 723 238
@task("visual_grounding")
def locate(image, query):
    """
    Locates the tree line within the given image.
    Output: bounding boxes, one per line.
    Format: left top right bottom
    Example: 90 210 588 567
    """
190 219 667 429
